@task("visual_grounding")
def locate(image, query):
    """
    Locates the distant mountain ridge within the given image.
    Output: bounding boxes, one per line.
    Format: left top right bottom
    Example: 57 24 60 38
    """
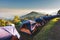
21 11 45 19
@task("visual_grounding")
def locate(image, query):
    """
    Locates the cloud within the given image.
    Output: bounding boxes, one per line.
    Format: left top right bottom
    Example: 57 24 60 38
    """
0 8 59 18
0 9 31 17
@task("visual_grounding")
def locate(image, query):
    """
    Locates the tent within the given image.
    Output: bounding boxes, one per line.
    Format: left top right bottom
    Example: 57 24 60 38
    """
35 17 45 26
0 26 20 40
20 20 37 34
0 28 12 40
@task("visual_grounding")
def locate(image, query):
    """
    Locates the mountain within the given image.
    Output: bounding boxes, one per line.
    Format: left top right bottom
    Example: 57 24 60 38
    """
20 11 45 20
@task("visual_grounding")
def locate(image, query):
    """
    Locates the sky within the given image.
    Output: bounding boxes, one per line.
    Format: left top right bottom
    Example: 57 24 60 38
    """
0 0 60 18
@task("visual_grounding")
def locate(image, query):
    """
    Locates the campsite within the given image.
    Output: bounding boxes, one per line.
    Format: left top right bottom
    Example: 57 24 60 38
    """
0 0 60 40
0 10 60 40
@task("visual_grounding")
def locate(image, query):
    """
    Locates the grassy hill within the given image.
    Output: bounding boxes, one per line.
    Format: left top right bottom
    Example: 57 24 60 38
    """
33 18 60 40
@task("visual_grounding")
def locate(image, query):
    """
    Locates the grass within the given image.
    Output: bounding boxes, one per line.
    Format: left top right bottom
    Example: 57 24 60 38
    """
33 18 60 40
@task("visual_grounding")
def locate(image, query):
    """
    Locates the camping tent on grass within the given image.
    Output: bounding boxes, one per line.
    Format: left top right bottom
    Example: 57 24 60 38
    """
20 20 37 35
0 26 20 40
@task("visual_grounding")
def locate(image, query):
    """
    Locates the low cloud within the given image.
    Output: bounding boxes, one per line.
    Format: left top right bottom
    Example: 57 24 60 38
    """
0 8 58 18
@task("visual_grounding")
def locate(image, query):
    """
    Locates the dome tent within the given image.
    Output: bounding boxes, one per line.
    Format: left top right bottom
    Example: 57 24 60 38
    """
20 20 36 35
0 26 20 40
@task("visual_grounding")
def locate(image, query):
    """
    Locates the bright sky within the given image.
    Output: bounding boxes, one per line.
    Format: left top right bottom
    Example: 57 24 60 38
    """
0 0 60 18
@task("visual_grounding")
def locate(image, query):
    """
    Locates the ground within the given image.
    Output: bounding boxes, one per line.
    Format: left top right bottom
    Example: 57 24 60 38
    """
33 17 60 40
47 18 60 40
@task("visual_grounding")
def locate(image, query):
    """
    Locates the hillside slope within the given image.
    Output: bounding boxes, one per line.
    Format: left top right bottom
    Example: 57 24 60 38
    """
33 18 60 40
